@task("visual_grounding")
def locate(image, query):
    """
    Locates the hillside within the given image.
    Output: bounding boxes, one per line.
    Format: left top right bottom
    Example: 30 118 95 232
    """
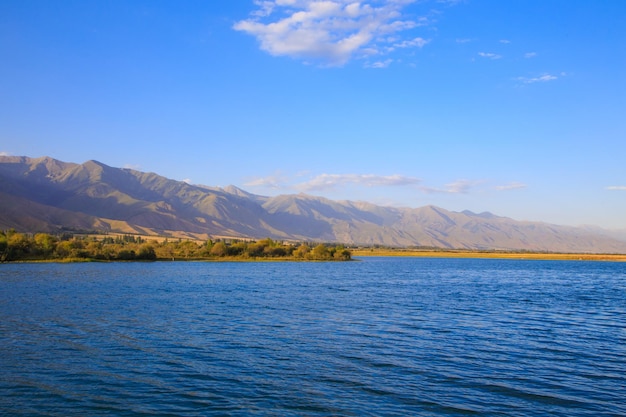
1 155 626 253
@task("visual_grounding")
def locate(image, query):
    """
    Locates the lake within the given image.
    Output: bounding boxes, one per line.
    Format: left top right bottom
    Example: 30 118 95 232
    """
1 257 625 416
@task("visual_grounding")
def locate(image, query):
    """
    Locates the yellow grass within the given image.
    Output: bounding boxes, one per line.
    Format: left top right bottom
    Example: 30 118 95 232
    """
350 248 626 261
81 232 255 243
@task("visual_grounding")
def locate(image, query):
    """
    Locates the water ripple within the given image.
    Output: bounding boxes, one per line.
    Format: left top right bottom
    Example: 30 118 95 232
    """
1 258 625 416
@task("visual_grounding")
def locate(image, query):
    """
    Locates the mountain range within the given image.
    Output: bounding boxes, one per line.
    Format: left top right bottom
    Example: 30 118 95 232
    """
1 155 625 253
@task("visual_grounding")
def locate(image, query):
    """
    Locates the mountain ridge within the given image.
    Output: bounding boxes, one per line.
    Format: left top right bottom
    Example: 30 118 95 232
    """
1 155 625 253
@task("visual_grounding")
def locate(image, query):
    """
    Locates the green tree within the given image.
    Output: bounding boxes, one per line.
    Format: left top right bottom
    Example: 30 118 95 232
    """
311 244 330 260
333 245 352 261
156 241 175 260
116 249 136 260
210 241 227 257
137 244 157 260
176 240 200 258
293 244 310 259
55 240 73 258
7 233 32 260
0 233 8 263
227 242 247 256
265 246 288 257
34 233 57 256
246 241 265 257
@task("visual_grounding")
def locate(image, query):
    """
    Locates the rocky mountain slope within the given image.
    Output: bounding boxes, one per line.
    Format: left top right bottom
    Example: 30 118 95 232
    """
1 155 625 253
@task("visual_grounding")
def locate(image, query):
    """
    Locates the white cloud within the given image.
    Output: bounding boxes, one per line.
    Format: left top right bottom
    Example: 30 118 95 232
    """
123 163 142 171
297 173 422 191
478 52 502 60
516 73 558 84
606 186 626 191
234 0 432 66
442 179 477 193
250 0 278 17
393 36 429 49
0 151 11 156
421 179 481 194
365 58 393 68
499 39 510 44
524 52 537 58
495 182 527 191
247 172 422 191
182 179 192 184
245 173 289 189
246 172 503 198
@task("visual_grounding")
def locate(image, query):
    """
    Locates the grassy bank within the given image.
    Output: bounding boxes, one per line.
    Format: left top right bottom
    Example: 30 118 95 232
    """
0 232 352 263
351 248 626 261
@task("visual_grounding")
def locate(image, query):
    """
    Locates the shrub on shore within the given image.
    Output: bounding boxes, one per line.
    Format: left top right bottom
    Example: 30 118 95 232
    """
0 230 351 262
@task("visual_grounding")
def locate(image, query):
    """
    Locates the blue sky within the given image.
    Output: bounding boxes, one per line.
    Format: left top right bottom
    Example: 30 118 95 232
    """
1 0 625 229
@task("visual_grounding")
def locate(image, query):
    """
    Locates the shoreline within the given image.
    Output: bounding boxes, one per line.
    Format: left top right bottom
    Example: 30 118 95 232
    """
2 256 355 264
350 249 626 262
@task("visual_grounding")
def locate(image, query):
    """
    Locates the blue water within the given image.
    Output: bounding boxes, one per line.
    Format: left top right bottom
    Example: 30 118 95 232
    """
1 257 625 416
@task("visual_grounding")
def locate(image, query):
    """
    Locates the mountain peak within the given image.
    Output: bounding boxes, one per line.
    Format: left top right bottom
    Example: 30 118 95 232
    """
83 159 107 167
461 210 499 219
223 185 250 196
1 155 626 253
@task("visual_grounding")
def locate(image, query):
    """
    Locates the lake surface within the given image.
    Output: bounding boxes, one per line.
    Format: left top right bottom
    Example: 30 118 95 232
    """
1 257 625 416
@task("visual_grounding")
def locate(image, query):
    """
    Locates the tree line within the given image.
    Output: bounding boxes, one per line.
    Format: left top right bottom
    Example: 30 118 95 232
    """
0 230 351 262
